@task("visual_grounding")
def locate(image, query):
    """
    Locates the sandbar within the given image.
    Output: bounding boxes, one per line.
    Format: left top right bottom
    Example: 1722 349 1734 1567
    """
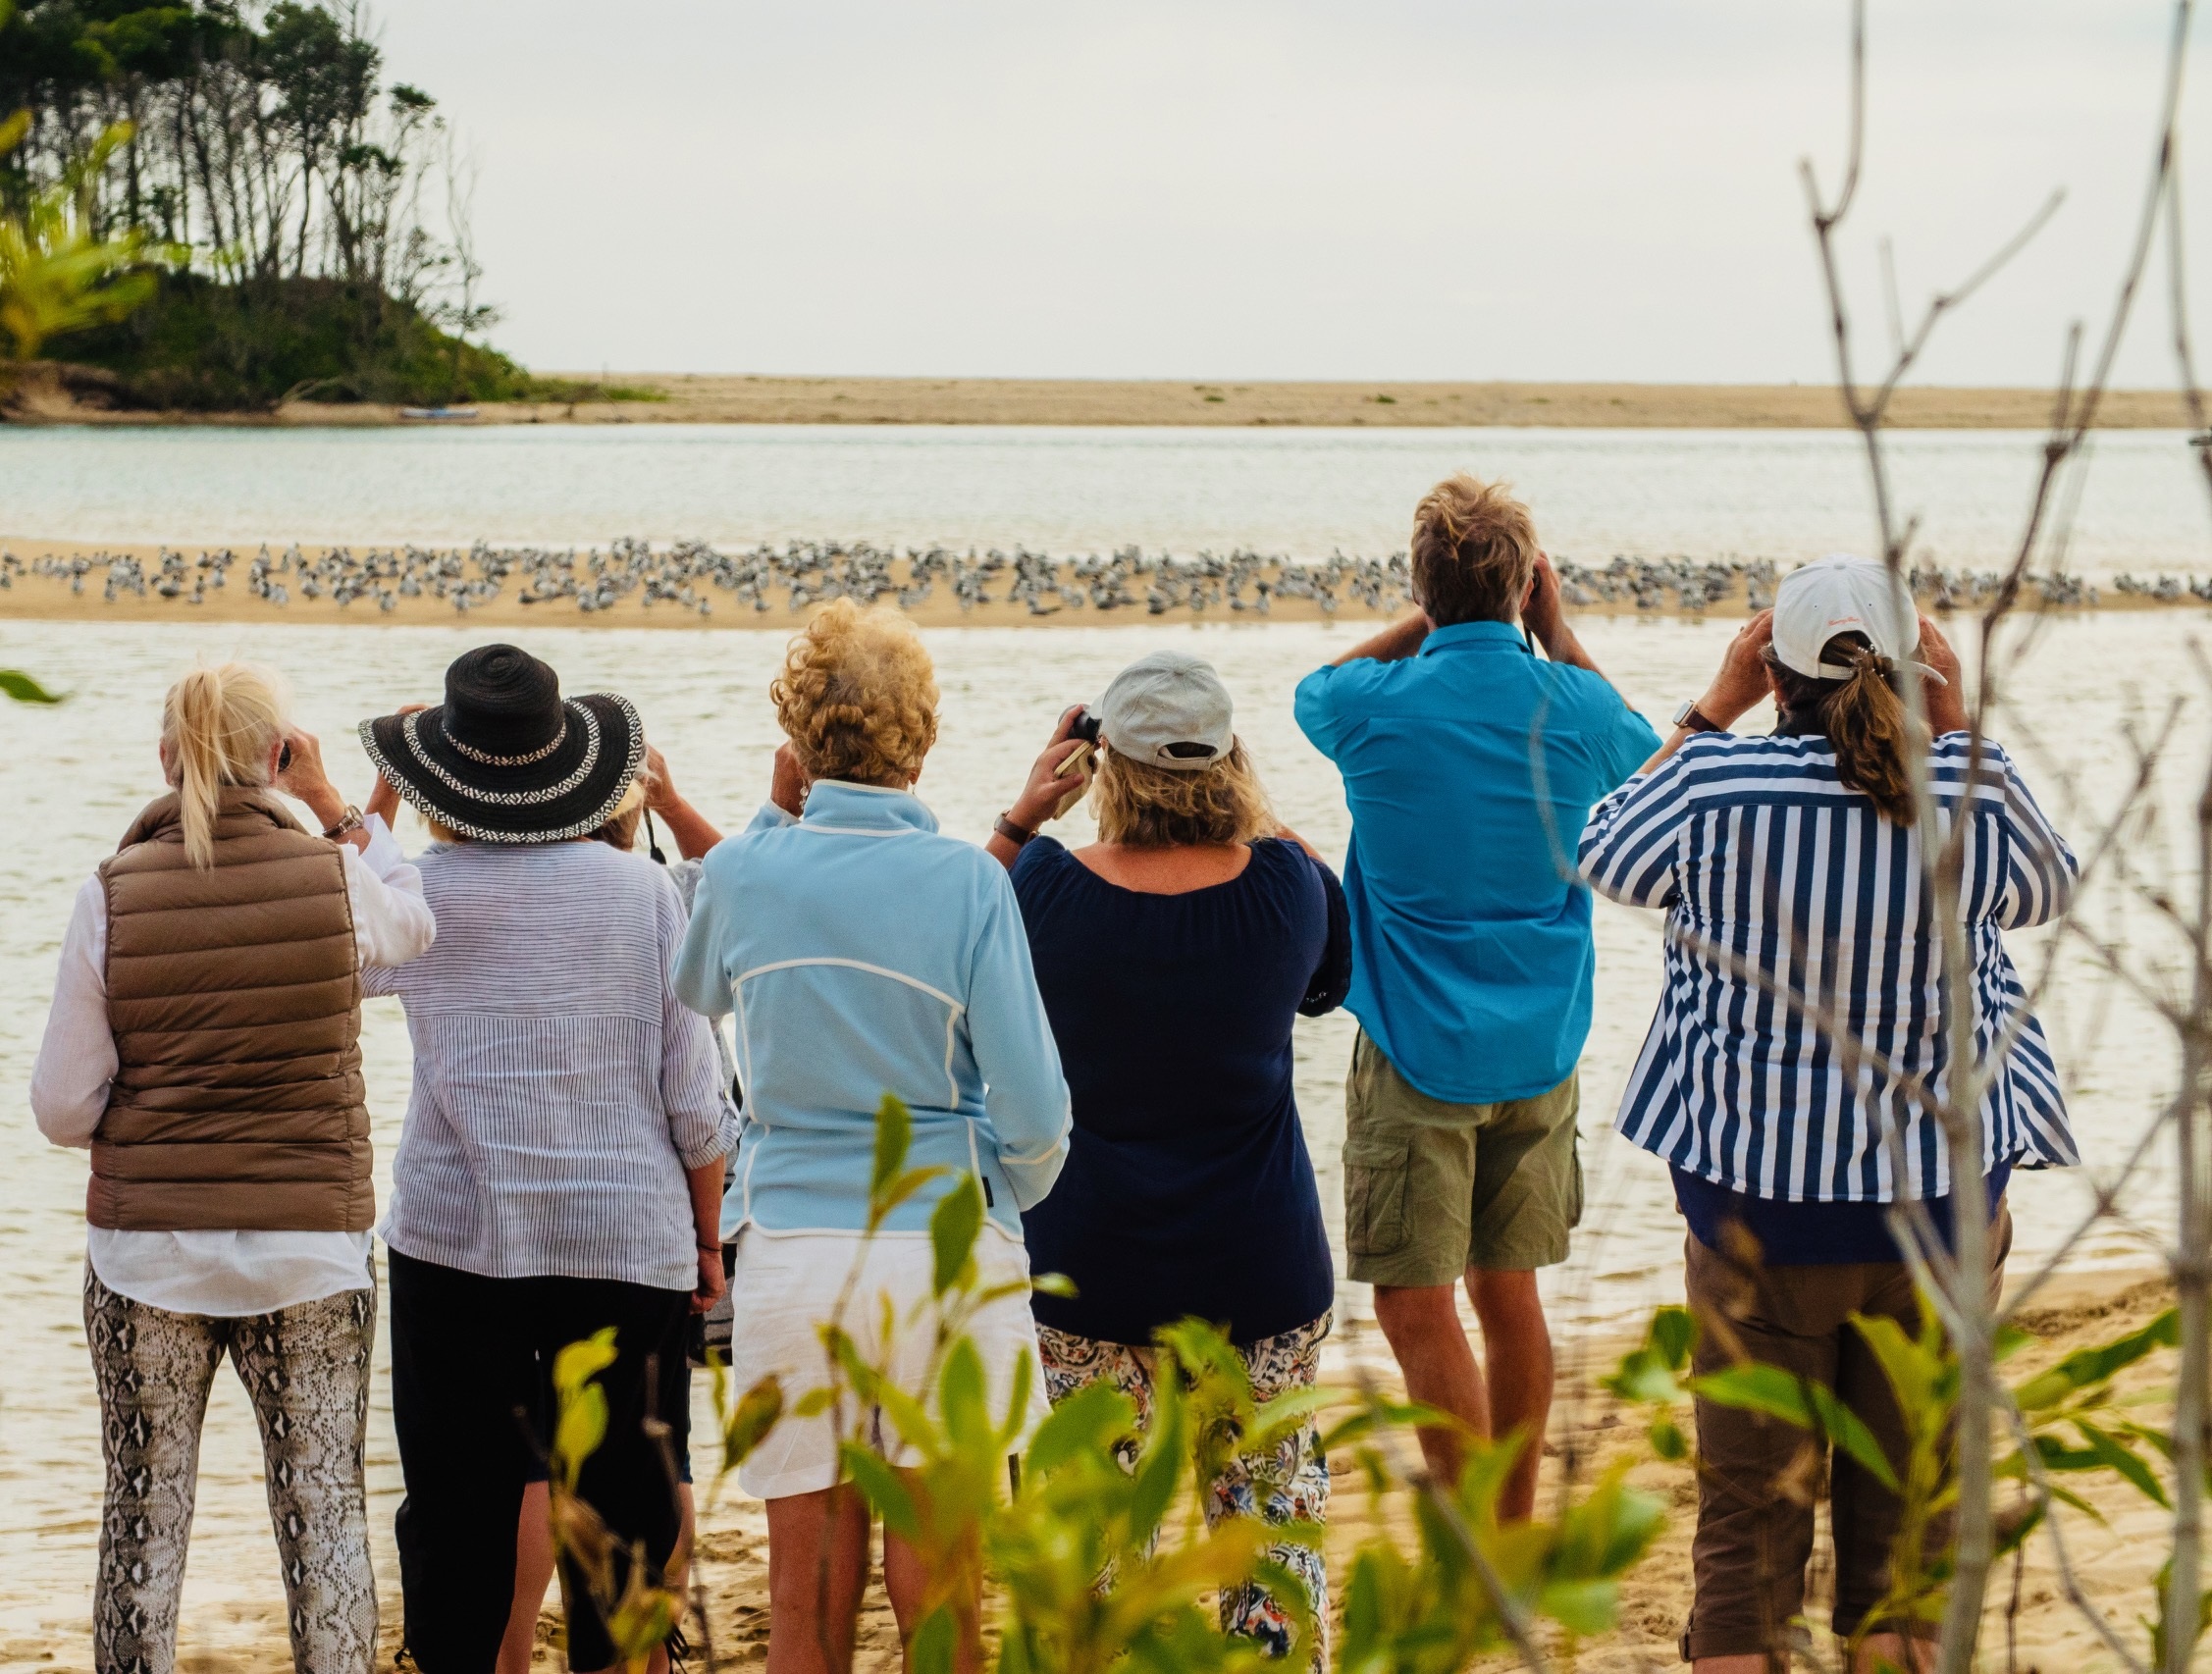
6 370 2202 430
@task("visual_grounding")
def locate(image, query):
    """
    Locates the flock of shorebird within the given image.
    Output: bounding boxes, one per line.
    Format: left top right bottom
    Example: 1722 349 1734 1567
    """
0 543 2122 617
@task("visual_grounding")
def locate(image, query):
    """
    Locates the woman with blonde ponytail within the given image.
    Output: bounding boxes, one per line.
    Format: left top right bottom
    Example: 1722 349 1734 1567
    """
1579 556 2080 1674
30 660 436 1674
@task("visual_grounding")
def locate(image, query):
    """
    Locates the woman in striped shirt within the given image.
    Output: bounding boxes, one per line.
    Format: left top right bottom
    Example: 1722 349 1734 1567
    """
1578 556 2078 1674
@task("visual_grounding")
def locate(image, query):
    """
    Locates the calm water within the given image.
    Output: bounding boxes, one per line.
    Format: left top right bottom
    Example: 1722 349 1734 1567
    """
0 605 2198 1660
5 422 2212 576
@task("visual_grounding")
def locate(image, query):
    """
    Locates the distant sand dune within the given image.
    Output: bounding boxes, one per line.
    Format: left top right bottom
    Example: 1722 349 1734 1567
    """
5 367 2202 430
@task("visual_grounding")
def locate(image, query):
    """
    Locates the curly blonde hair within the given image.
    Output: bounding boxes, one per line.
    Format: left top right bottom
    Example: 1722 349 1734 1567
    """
772 600 940 785
1091 741 1274 848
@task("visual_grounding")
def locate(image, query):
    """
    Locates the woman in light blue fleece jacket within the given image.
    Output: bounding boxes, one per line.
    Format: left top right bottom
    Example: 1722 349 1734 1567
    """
672 600 1070 1674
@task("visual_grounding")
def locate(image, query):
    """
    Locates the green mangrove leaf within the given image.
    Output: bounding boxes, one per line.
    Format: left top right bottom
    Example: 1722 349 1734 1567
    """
0 670 64 705
720 1374 784 1472
870 1093 913 1205
2070 1418 2171 1508
1025 1379 1135 1479
840 1442 920 1539
2013 1309 2178 1411
931 1174 985 1296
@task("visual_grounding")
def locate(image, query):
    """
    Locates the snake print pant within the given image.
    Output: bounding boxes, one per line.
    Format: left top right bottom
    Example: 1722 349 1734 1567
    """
82 1269 379 1674
1036 1313 1333 1667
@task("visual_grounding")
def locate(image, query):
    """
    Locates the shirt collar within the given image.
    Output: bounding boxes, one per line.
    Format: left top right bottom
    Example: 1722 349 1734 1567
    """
1418 620 1533 656
800 778 940 834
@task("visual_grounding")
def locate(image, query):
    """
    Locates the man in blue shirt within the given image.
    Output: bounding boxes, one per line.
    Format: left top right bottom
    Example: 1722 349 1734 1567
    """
1294 475 1659 1516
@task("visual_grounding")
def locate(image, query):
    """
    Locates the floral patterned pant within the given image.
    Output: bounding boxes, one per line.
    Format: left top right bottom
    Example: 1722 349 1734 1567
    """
82 1270 378 1674
1036 1313 1332 1666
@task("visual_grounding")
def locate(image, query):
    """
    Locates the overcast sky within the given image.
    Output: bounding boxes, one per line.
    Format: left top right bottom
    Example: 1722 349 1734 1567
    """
370 1 2204 386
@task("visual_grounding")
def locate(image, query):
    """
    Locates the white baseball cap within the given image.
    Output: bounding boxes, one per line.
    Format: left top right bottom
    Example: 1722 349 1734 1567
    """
1094 650 1236 771
1771 554 1944 684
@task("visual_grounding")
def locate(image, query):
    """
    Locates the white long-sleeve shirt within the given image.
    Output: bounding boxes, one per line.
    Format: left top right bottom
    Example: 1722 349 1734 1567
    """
31 813 436 1315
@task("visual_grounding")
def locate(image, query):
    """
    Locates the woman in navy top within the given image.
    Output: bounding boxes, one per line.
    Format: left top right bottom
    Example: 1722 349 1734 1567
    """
985 650 1348 1668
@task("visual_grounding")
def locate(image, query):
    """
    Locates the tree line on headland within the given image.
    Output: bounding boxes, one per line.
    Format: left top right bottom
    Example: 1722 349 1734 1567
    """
0 0 595 410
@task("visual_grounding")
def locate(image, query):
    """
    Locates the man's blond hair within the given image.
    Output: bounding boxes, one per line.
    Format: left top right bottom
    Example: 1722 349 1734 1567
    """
1410 475 1539 626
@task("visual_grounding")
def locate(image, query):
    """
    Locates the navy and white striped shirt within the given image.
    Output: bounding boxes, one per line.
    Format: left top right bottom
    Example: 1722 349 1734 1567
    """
1578 729 2079 1203
366 841 737 1290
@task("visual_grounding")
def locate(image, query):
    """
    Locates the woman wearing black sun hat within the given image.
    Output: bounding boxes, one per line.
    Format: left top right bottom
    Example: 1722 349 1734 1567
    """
358 644 738 1674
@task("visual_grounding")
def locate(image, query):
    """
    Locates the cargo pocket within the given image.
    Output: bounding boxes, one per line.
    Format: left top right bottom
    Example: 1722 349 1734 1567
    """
1344 1139 1413 1258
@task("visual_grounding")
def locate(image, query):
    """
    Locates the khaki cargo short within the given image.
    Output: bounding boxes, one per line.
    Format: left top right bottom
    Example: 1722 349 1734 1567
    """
1342 1030 1582 1287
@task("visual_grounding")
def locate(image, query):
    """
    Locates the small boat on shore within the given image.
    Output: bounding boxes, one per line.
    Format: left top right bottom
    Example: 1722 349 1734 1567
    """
398 405 480 422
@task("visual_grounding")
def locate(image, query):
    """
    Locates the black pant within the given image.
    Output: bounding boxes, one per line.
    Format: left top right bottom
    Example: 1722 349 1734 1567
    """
388 1249 691 1674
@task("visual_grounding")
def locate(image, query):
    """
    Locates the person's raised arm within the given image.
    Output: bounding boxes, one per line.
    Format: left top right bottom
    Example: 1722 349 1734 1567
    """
986 707 1086 870
1989 743 2080 930
1916 615 1972 737
641 745 724 860
360 702 427 831
341 815 435 969
1635 610 1776 775
1519 551 1605 676
659 880 738 1311
1328 606 1432 667
1578 753 1698 911
276 727 371 854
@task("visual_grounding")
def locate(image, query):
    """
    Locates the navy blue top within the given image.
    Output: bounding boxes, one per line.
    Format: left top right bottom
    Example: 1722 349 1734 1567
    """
1672 1163 2012 1265
1011 836 1348 1345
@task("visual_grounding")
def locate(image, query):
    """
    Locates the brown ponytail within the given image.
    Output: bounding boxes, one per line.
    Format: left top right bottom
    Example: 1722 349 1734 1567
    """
159 663 289 867
1765 634 1917 824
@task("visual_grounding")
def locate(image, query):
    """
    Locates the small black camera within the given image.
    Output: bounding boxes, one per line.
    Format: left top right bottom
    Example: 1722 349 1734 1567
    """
1069 708 1102 745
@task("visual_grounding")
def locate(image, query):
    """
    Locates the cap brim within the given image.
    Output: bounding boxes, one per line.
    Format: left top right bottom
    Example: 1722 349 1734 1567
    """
360 693 643 842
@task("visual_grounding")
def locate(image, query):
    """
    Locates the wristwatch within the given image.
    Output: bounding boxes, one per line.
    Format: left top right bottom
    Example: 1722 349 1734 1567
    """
1671 701 1723 734
993 811 1037 848
322 804 366 840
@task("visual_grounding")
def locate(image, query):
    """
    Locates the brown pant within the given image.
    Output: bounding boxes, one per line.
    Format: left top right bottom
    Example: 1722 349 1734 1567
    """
1679 1207 2012 1663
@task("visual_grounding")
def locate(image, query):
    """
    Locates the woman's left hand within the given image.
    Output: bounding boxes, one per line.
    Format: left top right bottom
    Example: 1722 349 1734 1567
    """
692 1245 726 1315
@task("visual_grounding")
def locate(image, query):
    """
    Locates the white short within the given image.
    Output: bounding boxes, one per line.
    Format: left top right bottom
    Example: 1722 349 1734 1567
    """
725 1225 1049 1500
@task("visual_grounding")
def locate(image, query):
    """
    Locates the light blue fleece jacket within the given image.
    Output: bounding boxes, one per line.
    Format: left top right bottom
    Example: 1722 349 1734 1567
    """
672 780 1072 1241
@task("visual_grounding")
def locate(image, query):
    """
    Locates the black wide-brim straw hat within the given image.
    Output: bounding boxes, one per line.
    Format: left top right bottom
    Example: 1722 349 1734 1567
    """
359 644 644 843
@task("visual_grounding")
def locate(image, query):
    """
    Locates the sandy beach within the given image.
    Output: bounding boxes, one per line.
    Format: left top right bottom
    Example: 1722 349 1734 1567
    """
666 1269 2185 1674
27 1266 2164 1674
6 366 2203 430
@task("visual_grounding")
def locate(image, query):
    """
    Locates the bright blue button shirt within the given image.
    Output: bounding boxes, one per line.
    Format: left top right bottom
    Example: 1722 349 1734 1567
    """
672 781 1073 1241
1293 620 1660 1104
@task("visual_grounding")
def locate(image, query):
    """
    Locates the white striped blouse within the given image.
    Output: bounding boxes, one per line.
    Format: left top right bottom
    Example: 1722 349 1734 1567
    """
1577 729 2079 1203
365 840 737 1290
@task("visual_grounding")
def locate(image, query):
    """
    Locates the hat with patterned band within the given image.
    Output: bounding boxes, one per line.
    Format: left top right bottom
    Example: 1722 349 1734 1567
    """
359 644 644 843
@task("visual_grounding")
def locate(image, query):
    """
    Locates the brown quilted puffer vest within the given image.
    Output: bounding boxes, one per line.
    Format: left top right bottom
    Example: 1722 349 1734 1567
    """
88 787 374 1231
